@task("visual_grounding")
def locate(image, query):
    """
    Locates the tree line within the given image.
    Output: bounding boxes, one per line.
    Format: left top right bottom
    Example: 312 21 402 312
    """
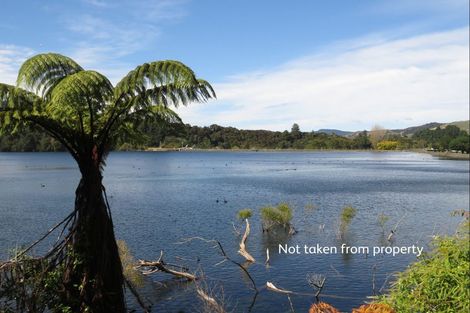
1 122 468 153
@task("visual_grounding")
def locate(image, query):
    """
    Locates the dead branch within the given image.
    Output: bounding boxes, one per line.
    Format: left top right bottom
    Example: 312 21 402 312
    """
388 212 408 241
265 248 270 266
137 251 197 281
306 273 326 300
238 219 255 263
287 294 295 312
14 210 76 261
266 281 293 294
196 287 227 313
176 236 258 292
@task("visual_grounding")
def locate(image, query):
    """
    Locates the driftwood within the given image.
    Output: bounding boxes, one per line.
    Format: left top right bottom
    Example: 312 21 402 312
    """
238 219 255 263
266 281 293 294
136 251 196 281
265 248 270 266
196 287 227 313
176 237 258 292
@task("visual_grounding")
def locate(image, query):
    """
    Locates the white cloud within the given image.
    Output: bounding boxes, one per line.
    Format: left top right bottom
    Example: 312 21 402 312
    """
65 0 188 83
0 45 35 85
178 27 469 131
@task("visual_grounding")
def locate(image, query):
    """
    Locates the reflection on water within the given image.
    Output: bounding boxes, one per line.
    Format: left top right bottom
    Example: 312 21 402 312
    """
0 151 468 312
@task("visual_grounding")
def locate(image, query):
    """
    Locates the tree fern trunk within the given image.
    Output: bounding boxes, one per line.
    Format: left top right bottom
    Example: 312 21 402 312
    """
62 168 125 312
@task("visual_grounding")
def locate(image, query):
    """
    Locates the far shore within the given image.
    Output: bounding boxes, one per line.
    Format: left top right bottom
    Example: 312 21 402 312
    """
141 147 470 160
413 150 470 160
2 148 467 161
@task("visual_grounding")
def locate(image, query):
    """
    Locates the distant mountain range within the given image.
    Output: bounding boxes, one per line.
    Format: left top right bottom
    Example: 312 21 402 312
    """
316 129 354 136
317 120 469 137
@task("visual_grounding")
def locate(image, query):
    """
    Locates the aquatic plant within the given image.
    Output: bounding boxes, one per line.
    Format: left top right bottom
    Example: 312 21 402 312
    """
337 206 357 239
341 206 357 224
260 203 294 233
237 208 253 220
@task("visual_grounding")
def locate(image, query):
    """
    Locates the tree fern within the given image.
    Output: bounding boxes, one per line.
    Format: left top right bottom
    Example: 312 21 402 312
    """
0 53 215 164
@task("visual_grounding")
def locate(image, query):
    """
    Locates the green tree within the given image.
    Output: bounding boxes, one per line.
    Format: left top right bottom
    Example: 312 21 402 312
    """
449 135 470 153
352 130 372 149
291 123 302 140
0 53 215 311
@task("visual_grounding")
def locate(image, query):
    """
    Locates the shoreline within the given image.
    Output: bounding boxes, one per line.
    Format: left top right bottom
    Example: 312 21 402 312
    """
143 147 470 160
412 150 470 161
2 148 468 161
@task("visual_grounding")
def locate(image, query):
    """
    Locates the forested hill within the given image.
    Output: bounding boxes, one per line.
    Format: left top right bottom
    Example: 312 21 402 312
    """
1 121 468 153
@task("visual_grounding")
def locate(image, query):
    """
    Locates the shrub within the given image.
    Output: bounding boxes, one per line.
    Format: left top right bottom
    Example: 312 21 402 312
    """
376 140 399 150
378 221 469 312
237 209 252 220
260 203 293 231
340 206 357 225
338 206 357 239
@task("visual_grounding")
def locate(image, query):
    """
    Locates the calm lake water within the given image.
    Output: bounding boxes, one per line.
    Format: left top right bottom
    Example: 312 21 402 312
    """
0 151 468 312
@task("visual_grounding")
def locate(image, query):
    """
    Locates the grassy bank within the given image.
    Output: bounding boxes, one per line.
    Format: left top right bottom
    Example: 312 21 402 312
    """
377 219 469 312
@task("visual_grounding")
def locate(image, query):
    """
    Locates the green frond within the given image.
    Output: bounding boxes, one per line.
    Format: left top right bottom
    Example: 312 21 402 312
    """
0 83 43 134
48 70 113 134
144 79 215 108
115 60 199 99
106 106 182 147
17 53 83 98
134 105 182 124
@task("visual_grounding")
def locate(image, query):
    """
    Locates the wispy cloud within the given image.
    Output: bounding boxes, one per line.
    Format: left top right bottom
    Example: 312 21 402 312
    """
0 45 35 85
64 0 189 82
82 0 109 8
179 27 469 131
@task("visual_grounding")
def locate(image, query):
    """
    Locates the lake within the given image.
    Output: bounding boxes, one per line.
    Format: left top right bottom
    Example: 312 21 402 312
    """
0 151 468 312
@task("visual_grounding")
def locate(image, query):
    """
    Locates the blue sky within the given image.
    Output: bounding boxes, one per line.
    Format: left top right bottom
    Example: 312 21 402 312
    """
0 0 468 131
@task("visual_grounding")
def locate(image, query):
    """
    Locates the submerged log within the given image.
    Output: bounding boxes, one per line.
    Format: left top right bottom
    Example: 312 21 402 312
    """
238 219 255 263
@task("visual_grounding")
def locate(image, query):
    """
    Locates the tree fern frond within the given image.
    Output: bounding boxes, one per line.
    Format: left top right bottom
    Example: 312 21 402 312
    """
48 70 113 134
114 60 199 99
108 106 182 146
0 83 43 132
17 53 83 98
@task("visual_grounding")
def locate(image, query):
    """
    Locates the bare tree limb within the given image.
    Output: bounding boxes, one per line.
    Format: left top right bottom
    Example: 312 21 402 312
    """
266 281 293 294
238 219 255 263
136 251 196 281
